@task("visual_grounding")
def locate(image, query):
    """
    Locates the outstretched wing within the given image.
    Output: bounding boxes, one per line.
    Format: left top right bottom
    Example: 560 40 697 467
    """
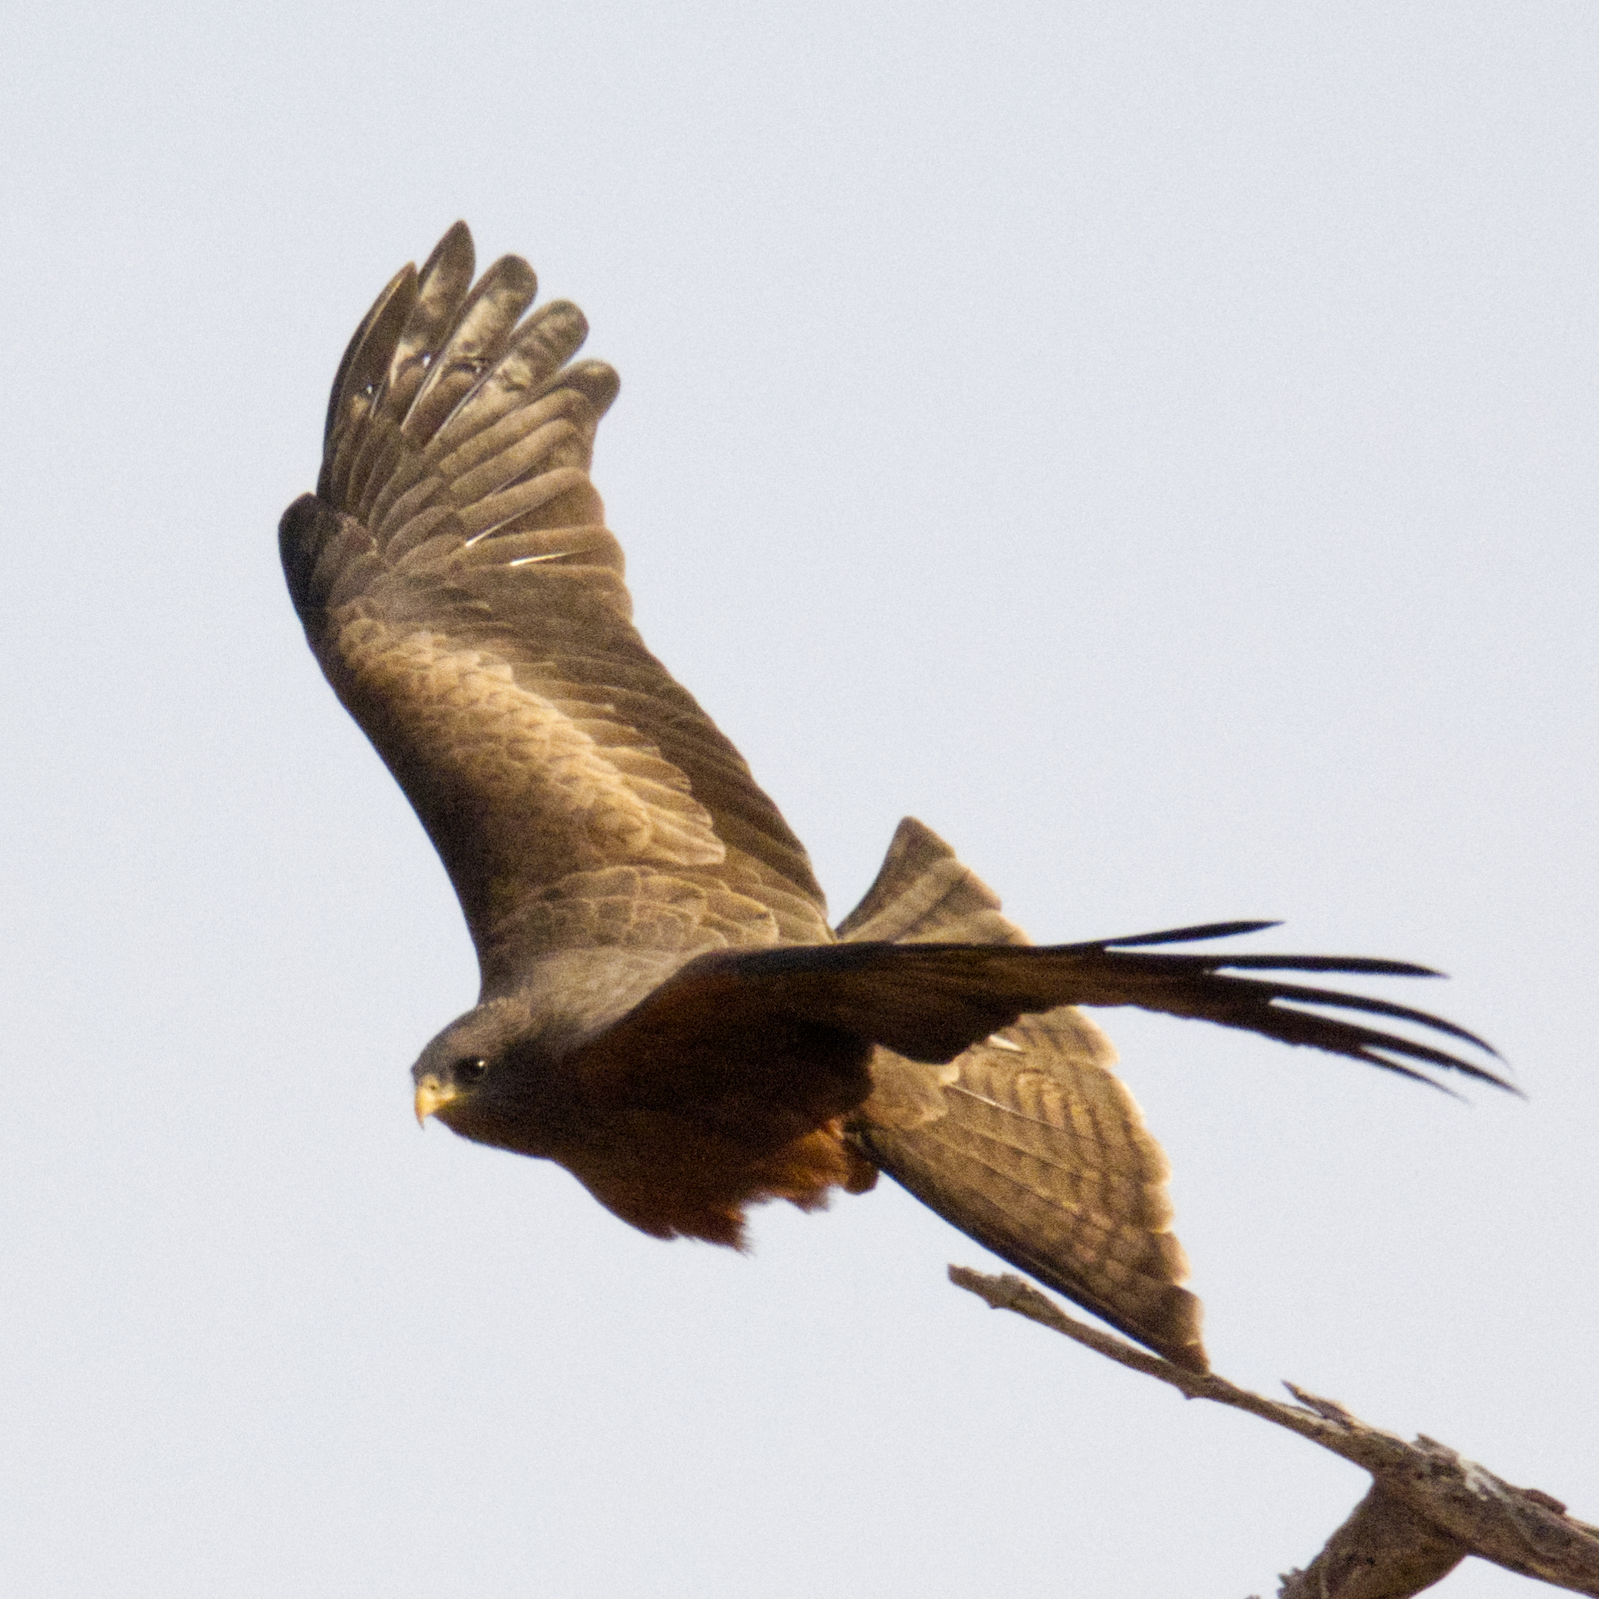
281 224 829 988
837 817 1208 1371
857 1014 1208 1371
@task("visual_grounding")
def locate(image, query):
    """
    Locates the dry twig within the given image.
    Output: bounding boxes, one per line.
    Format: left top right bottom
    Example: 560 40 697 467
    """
949 1266 1599 1597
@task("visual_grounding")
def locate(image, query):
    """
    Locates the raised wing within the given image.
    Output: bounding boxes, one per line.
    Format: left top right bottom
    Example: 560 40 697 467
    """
281 224 829 989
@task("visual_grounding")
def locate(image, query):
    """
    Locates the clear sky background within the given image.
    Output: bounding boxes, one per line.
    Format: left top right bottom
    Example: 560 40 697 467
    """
4 4 1595 1595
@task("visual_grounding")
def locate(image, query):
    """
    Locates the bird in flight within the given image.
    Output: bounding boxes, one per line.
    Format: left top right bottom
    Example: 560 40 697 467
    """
281 223 1505 1374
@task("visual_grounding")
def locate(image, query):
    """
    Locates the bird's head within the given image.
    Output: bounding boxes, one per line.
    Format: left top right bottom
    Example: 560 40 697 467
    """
410 994 570 1156
410 950 698 1154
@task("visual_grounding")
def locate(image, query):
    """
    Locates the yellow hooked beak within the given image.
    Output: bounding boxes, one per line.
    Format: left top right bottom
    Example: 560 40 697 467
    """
414 1073 460 1126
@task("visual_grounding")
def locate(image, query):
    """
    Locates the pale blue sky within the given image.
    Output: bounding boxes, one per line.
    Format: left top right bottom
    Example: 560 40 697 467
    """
4 4 1595 1595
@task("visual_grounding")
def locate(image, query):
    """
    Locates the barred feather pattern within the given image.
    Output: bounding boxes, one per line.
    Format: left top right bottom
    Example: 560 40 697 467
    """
843 818 1208 1372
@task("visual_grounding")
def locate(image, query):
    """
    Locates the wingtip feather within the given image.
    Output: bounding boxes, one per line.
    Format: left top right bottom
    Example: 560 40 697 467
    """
323 261 418 452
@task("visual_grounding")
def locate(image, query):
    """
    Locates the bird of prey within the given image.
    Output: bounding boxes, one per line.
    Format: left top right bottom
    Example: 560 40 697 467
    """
281 223 1505 1374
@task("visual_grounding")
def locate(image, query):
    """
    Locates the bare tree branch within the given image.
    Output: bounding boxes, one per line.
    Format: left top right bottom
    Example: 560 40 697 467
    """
1275 1484 1466 1598
949 1266 1599 1596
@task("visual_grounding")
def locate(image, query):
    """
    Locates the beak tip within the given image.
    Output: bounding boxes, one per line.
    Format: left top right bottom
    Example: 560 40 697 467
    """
414 1073 456 1127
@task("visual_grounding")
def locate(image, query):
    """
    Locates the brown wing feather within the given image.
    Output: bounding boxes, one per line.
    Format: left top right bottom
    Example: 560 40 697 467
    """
838 817 1207 1369
282 225 830 987
858 1021 1208 1372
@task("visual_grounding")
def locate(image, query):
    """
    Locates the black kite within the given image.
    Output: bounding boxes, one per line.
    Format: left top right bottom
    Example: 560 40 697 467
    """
280 224 1504 1373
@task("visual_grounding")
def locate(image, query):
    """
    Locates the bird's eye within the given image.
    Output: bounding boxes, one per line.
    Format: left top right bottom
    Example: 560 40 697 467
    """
453 1056 488 1085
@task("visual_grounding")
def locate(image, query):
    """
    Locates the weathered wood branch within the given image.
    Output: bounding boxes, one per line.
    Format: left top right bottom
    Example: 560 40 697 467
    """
949 1266 1599 1597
